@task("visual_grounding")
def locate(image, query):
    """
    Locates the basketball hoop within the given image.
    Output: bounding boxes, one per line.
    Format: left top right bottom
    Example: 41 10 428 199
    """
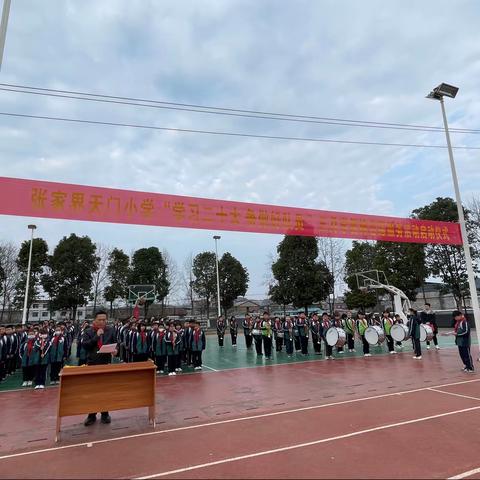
137 296 146 306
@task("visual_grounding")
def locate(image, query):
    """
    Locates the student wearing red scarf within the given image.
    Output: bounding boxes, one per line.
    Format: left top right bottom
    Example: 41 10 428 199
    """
82 310 118 426
131 323 149 362
20 328 38 387
190 321 206 370
445 310 474 373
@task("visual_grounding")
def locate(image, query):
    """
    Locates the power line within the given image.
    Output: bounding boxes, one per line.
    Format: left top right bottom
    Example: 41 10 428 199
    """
1 82 479 134
2 111 479 149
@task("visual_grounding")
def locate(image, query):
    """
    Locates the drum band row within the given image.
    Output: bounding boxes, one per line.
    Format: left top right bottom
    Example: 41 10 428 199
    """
325 324 434 347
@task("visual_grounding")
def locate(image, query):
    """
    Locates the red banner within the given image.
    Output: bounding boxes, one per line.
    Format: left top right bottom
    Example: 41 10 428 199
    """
0 177 462 245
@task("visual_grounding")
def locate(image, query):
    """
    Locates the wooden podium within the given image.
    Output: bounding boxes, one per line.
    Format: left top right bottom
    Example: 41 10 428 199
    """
56 361 156 441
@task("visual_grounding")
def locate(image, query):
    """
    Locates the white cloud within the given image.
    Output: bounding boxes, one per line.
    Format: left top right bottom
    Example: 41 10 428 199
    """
0 0 479 298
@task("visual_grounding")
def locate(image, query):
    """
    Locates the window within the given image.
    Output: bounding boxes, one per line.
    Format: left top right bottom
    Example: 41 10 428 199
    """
78 311 83 317
42 312 48 317
32 304 39 309
32 312 39 317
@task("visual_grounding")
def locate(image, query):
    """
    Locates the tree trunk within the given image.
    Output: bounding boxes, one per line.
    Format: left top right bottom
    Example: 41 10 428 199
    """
110 300 113 317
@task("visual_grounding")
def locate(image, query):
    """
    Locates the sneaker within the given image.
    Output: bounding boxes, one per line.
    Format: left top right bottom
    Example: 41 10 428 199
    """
22 381 28 387
168 372 175 376
466 369 475 374
427 345 430 350
338 351 344 354
233 345 237 348
364 354 371 357
435 346 440 350
34 385 42 390
38 385 45 389
390 351 397 355
84 415 96 427
27 381 33 386
101 414 111 424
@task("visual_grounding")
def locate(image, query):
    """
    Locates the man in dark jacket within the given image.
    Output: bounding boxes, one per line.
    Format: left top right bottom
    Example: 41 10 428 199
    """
82 310 118 426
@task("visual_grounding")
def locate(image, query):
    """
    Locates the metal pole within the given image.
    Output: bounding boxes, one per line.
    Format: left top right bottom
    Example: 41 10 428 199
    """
0 0 12 71
439 97 480 353
214 237 221 317
21 226 35 326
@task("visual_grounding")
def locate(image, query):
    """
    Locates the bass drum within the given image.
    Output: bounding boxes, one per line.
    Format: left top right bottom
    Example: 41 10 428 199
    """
365 326 386 345
420 324 434 342
326 327 347 347
391 324 410 342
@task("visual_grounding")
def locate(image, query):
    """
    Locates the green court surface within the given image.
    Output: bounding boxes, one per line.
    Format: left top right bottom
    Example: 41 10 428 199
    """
0 330 472 392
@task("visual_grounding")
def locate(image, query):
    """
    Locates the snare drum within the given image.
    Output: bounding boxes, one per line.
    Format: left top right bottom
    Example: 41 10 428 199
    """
391 324 410 342
365 326 386 345
326 327 347 347
420 324 434 342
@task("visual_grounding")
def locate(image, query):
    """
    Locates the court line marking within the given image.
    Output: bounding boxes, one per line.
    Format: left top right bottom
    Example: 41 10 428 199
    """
449 466 480 479
0 377 478 461
134 405 480 479
428 388 480 402
201 364 219 372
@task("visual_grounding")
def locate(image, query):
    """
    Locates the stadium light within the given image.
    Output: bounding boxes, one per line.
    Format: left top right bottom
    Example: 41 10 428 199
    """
426 84 480 355
213 235 222 318
21 224 37 326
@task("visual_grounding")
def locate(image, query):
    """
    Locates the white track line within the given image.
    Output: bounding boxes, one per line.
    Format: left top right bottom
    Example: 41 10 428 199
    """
0 377 478 461
134 405 480 479
428 388 480 402
449 466 480 479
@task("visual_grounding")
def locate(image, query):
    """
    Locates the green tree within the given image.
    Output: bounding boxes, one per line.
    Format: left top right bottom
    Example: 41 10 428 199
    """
104 248 130 315
343 241 378 310
219 252 249 316
412 197 478 309
15 238 49 319
374 241 427 301
43 234 98 322
129 247 170 317
269 235 332 314
192 252 217 319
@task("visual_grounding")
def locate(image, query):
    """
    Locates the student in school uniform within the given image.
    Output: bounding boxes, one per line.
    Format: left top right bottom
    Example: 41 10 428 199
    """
332 312 344 355
321 313 334 359
261 312 273 360
183 320 193 365
15 325 26 370
273 316 284 353
344 311 356 352
175 323 185 370
382 311 396 355
283 316 295 357
293 317 301 352
49 325 67 385
420 303 439 350
216 316 226 347
408 308 422 360
296 313 309 356
242 314 253 349
5 326 18 376
76 321 90 366
447 310 474 372
165 323 182 376
252 315 264 356
394 314 404 349
131 322 150 362
356 312 371 357
20 328 38 387
34 329 51 390
310 313 322 355
229 316 238 347
151 323 167 374
0 325 6 382
190 321 206 370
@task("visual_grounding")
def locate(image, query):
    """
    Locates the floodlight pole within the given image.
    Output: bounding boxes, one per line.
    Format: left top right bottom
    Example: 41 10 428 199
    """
213 235 222 318
0 0 11 72
437 96 480 352
21 224 36 326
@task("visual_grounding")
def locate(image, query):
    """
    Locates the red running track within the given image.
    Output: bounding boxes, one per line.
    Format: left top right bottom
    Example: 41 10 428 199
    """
1 347 480 479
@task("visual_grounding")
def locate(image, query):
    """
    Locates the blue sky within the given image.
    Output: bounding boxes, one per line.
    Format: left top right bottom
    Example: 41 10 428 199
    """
0 0 479 301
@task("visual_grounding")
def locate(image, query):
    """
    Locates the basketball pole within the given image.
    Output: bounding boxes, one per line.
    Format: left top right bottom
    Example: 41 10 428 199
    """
213 235 222 318
0 0 11 72
431 90 480 355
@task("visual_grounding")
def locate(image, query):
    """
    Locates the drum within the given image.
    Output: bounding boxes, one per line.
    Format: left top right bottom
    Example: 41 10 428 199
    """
365 326 386 345
252 329 261 336
420 324 434 342
326 327 346 347
391 324 410 342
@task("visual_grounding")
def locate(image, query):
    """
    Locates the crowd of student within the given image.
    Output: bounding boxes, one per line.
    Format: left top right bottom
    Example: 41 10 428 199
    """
0 321 76 389
80 317 206 376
